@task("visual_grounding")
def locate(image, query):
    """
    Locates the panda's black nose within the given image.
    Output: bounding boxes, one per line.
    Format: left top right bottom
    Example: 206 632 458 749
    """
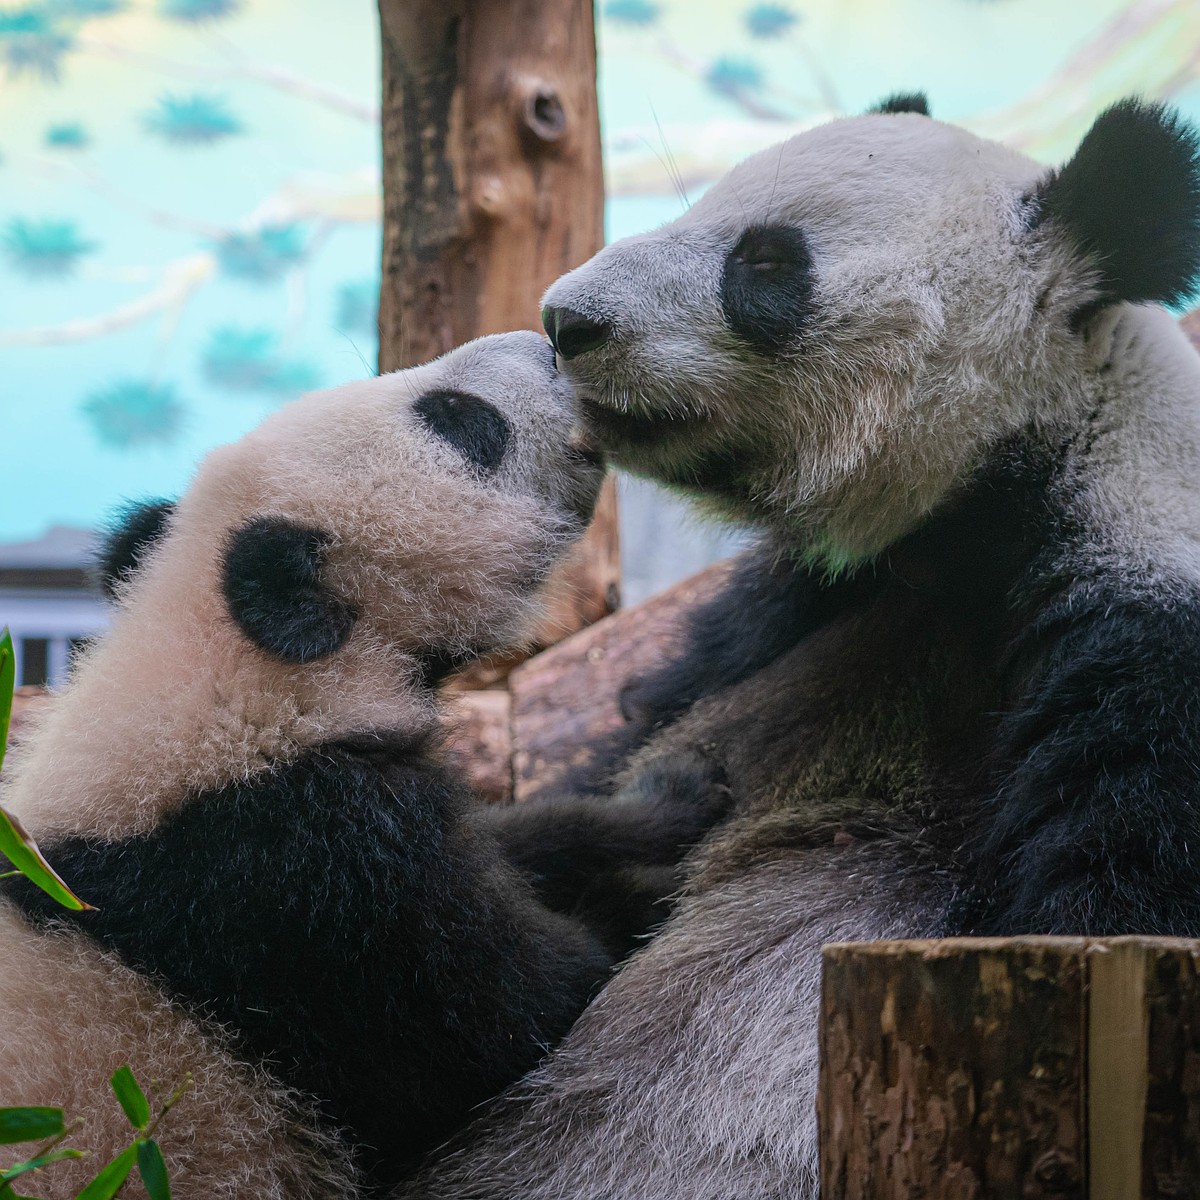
542 306 612 360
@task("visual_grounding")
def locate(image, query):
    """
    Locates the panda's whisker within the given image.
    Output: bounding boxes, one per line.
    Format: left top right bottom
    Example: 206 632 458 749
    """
649 104 691 212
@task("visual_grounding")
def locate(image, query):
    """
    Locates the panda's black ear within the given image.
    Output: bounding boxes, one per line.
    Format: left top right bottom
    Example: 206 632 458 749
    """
870 92 929 116
1030 99 1200 313
97 499 176 600
222 517 357 663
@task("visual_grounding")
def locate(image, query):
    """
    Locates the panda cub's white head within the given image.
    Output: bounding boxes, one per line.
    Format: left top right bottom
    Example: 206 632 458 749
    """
543 97 1200 569
6 331 603 841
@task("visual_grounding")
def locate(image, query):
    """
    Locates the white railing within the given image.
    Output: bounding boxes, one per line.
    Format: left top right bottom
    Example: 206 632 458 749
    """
0 592 110 689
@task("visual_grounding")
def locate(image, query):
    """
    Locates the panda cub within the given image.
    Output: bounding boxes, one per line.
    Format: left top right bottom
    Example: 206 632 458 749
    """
0 332 723 1198
401 99 1200 1198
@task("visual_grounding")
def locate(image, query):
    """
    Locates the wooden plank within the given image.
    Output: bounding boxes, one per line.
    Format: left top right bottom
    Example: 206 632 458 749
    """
1088 939 1150 1200
1128 938 1200 1197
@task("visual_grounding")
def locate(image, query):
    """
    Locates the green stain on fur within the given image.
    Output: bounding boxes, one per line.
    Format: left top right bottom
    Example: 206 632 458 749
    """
800 533 867 583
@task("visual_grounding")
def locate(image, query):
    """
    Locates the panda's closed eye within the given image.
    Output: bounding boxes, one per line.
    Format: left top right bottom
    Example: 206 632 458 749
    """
720 224 815 354
415 389 512 473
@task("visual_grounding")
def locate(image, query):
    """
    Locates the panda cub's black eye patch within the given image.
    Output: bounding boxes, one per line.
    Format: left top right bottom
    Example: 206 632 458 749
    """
415 389 511 473
720 224 815 355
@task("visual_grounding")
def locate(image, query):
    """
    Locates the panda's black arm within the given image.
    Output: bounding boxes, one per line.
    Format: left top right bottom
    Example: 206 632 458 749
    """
961 582 1200 936
475 746 732 956
1 739 611 1190
575 539 873 792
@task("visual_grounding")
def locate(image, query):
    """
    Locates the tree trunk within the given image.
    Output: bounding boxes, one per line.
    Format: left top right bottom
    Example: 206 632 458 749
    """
819 936 1200 1199
377 0 619 664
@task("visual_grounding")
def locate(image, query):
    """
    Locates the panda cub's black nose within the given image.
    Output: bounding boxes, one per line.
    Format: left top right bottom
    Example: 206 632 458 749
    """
542 306 612 360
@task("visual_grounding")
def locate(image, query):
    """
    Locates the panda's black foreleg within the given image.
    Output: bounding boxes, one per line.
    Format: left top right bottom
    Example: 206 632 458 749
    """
569 539 872 794
962 585 1200 936
476 747 733 956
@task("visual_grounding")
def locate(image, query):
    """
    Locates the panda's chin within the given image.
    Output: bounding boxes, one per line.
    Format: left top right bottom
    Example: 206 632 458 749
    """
578 395 707 454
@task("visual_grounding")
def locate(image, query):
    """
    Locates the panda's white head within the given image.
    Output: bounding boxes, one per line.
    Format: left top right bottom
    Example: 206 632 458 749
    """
7 331 603 840
185 328 602 669
543 97 1200 566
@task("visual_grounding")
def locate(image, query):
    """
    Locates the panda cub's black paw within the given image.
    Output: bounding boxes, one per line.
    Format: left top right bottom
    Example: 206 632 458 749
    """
614 743 735 849
560 674 691 797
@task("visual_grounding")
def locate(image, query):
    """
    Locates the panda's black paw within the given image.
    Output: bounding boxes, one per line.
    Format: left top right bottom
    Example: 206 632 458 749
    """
614 743 736 849
560 675 692 797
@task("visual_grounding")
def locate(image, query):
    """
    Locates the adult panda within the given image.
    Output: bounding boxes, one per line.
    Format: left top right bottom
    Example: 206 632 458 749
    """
0 331 726 1198
401 98 1200 1197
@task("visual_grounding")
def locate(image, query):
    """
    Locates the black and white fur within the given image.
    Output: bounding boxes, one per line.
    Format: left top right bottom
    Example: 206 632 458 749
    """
401 98 1200 1197
0 332 724 1198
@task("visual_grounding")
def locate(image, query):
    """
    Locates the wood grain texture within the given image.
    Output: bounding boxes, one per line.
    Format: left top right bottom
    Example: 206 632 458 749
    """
1130 939 1200 1198
442 688 512 805
820 937 1200 1199
820 938 1086 1200
377 0 618 653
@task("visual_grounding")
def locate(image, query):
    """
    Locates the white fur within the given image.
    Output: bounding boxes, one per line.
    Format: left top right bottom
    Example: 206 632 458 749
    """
0 907 359 1200
547 114 1112 562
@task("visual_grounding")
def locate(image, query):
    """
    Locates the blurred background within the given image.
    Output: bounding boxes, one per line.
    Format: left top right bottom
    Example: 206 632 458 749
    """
2 0 1199 685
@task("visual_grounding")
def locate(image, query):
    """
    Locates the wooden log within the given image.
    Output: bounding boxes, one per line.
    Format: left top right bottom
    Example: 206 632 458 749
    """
442 688 512 805
377 0 618 661
508 557 736 801
819 936 1200 1199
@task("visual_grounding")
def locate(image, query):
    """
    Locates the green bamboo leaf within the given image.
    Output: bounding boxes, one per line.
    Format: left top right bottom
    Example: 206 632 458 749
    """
0 1108 62 1146
74 1145 136 1200
136 1140 170 1200
0 1148 84 1181
0 806 93 912
0 628 14 772
109 1067 149 1132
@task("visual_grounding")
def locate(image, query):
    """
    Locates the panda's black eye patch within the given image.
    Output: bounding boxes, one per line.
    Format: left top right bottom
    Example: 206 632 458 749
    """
415 389 511 473
720 224 815 354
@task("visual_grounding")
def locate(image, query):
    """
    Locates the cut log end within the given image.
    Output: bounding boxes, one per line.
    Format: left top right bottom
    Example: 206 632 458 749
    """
819 936 1200 1199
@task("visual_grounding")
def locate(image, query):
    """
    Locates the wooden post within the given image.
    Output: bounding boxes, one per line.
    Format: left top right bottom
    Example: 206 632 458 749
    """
819 937 1200 1198
377 0 619 661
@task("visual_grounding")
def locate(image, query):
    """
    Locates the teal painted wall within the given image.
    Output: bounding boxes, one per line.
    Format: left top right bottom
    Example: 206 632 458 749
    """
1 0 1198 547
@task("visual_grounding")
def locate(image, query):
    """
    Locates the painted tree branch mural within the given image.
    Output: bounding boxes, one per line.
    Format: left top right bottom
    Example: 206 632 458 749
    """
1 0 1197 545
0 0 380 457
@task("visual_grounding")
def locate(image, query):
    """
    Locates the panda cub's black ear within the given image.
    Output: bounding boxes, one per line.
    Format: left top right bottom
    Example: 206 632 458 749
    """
1030 99 1200 315
222 517 357 664
97 499 176 600
870 92 930 116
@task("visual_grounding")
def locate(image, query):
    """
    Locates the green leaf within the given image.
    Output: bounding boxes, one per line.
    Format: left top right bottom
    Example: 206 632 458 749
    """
136 1140 170 1200
0 1108 62 1146
0 628 14 772
109 1067 149 1131
74 1145 136 1200
0 1148 84 1181
0 806 93 912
